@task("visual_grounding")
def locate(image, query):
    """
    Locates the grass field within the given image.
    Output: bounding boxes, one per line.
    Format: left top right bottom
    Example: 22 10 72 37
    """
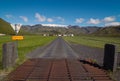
64 36 120 50
0 35 56 70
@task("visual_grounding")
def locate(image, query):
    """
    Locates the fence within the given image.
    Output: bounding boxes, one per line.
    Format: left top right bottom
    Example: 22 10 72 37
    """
2 42 18 69
103 44 120 72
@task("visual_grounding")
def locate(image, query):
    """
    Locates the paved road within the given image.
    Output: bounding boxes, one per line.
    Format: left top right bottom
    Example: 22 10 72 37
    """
27 37 79 59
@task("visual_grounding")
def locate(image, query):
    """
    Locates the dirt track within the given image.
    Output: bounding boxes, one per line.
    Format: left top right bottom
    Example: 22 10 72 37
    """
27 37 104 65
27 37 79 59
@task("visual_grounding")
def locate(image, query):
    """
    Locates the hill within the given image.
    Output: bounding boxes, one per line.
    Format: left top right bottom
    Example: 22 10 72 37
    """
0 18 30 35
0 18 15 35
1 18 120 36
21 25 101 35
22 25 120 36
93 26 120 36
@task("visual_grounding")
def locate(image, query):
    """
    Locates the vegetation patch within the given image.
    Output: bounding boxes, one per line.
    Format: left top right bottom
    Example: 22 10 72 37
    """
64 36 120 49
0 35 56 70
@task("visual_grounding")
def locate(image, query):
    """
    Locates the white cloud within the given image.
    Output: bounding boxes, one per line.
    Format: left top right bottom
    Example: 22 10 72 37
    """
47 18 54 22
35 13 46 22
19 16 28 22
103 16 115 22
87 18 100 24
5 14 13 19
56 17 65 22
42 24 67 27
75 18 84 23
105 22 120 26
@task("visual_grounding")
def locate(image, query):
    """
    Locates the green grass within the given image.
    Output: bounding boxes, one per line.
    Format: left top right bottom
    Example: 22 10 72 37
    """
0 35 56 70
0 18 15 35
17 36 56 64
0 36 11 63
64 36 120 50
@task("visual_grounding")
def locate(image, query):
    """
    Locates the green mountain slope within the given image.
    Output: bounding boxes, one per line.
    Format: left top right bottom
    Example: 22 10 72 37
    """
93 26 120 36
0 18 15 35
0 18 34 35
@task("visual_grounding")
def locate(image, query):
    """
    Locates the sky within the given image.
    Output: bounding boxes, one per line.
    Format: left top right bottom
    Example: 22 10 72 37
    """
0 0 120 27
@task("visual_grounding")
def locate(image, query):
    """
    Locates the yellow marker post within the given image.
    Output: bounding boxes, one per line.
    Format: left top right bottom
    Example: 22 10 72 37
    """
12 36 24 40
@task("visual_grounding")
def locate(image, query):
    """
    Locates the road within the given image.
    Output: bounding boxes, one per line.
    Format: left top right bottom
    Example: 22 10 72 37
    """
6 37 114 81
27 37 79 59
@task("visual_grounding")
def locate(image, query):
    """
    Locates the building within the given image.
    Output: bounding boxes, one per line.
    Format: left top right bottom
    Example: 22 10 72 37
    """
0 33 6 36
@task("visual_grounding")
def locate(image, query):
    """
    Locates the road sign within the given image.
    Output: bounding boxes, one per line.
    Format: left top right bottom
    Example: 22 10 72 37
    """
10 24 22 34
12 36 24 40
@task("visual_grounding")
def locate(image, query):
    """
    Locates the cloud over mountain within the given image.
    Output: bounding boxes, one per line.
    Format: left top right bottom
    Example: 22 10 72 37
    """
103 16 115 22
87 18 100 25
75 18 84 23
56 17 65 22
47 18 54 22
19 16 28 22
42 24 67 27
35 13 46 22
105 22 120 26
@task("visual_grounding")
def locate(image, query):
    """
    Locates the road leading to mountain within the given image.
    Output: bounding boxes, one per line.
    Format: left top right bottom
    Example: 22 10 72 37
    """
7 37 115 81
27 37 79 59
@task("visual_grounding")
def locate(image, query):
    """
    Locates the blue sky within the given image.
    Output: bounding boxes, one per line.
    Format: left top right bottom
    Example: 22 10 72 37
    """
0 0 120 27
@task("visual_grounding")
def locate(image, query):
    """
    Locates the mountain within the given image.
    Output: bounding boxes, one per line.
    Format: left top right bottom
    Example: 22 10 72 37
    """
68 25 101 34
1 18 120 36
22 25 120 36
0 18 15 35
0 18 30 35
21 25 101 35
93 26 120 36
22 25 67 35
84 26 101 34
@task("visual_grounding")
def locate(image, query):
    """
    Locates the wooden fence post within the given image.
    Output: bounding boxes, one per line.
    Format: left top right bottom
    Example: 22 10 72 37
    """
103 44 118 72
2 42 18 69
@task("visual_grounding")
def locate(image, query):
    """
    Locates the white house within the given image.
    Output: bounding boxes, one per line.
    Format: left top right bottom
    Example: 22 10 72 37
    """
0 33 6 36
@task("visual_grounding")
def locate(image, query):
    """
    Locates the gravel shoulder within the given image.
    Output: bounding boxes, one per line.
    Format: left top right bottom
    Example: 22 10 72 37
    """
68 42 104 66
68 42 120 81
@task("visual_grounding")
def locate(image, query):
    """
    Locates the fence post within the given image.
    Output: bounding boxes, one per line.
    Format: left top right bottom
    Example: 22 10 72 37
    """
117 52 120 68
2 42 18 69
103 44 118 72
